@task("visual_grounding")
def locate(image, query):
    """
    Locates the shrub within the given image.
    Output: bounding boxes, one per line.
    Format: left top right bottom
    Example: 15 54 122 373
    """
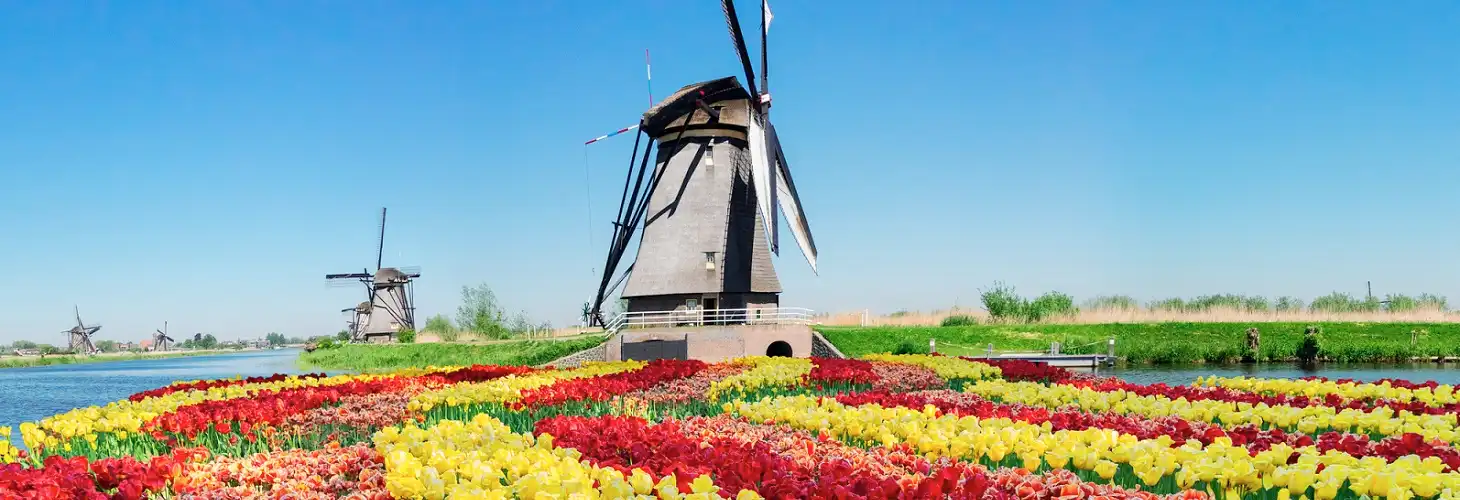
1296 326 1321 364
1147 297 1186 311
424 314 458 342
1026 292 1076 322
1084 295 1138 310
1310 292 1359 313
981 281 1026 322
891 340 926 355
1241 295 1270 312
940 314 978 327
1385 294 1418 312
397 330 416 344
1417 293 1448 311
1275 296 1304 312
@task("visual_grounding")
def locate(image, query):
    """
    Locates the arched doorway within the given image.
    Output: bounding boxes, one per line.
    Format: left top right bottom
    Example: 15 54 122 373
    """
765 340 793 357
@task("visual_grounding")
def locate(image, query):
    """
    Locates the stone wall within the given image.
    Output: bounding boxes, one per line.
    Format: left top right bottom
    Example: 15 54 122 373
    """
811 331 846 359
539 341 608 369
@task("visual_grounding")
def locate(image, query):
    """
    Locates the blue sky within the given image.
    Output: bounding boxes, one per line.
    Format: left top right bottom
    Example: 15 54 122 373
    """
2 1 1457 344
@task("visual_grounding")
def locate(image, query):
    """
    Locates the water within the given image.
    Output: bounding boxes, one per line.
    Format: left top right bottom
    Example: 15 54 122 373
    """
0 349 313 436
1110 363 1460 386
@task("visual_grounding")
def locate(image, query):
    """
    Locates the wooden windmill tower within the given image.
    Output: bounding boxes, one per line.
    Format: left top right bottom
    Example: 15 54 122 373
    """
326 208 421 343
64 306 101 354
153 322 174 352
588 0 817 325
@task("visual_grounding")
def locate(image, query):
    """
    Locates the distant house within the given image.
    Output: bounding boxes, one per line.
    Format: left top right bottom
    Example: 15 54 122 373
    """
139 339 155 351
117 341 136 351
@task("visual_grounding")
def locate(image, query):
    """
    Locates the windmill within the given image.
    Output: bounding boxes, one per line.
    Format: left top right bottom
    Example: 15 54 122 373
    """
153 322 174 352
326 207 421 343
64 306 101 354
587 0 816 326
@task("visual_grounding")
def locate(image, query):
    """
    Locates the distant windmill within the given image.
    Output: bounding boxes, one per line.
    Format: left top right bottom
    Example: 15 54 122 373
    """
64 306 101 354
326 207 421 343
153 322 174 352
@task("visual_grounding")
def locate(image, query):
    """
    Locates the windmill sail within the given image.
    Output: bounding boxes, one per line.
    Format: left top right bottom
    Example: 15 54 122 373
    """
767 121 817 273
746 104 779 254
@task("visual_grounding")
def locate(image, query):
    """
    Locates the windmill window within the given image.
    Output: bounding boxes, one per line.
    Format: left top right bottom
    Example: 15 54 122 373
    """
704 252 716 271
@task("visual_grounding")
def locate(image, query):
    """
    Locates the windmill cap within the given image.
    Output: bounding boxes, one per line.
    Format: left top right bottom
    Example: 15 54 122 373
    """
373 267 408 283
641 76 752 137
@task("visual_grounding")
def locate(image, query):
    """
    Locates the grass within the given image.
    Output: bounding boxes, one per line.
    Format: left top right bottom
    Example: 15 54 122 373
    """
0 349 239 370
817 323 1460 364
296 335 607 370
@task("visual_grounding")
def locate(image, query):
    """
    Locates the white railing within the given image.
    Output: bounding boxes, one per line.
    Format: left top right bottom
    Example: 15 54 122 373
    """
605 307 815 334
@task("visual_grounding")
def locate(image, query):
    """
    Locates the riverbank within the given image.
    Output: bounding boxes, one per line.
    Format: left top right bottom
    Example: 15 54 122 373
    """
817 322 1460 364
296 335 606 370
0 349 260 370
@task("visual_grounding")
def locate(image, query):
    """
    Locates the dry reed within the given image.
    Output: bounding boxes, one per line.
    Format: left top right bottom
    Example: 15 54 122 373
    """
817 306 1460 327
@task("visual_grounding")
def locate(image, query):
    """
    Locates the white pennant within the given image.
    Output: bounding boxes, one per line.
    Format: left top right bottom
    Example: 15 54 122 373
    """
763 0 773 33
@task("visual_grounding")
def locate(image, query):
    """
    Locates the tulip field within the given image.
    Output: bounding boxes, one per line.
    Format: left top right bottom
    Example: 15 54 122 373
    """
4 355 1460 499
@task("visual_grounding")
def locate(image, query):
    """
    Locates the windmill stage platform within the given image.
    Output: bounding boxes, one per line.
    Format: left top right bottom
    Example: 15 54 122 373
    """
602 307 835 362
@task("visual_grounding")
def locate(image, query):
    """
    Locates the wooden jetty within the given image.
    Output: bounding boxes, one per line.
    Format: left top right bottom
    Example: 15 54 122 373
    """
934 338 1118 369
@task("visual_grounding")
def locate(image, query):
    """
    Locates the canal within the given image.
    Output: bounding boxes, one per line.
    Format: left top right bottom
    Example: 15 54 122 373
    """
0 349 312 436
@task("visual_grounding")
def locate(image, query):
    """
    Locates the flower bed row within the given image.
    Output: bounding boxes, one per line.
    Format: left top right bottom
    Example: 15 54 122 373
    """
5 354 1460 500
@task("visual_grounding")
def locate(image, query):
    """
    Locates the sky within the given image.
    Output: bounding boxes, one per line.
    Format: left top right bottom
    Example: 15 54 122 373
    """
2 1 1458 344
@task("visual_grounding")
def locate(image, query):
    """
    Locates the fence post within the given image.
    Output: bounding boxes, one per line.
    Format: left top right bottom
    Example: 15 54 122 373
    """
1050 342 1061 355
987 343 994 359
929 338 936 354
1107 338 1116 364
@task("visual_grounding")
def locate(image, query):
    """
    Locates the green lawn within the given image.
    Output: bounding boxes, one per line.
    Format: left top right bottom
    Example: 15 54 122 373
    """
296 335 607 370
817 322 1460 364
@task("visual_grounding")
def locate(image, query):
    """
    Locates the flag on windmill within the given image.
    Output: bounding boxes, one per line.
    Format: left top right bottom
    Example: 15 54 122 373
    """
763 0 773 32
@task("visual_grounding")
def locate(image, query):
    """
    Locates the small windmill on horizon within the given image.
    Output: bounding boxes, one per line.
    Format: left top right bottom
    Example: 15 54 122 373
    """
326 208 421 343
64 306 101 354
153 321 174 352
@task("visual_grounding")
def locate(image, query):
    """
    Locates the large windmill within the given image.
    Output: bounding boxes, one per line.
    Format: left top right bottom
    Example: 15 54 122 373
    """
326 208 421 343
588 0 816 326
64 306 101 354
153 322 174 352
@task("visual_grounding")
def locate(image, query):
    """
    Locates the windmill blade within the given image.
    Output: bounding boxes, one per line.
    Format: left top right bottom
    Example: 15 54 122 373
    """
720 0 761 108
767 121 818 273
375 207 388 271
746 103 779 253
74 305 84 329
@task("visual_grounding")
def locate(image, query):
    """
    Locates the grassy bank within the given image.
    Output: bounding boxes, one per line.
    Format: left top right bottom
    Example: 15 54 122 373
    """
817 323 1460 364
0 349 243 369
297 335 607 370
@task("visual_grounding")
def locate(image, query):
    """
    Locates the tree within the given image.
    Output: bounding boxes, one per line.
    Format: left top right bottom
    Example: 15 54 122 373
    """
335 330 350 341
265 332 287 346
95 340 119 353
186 334 219 350
11 340 37 350
457 283 507 339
